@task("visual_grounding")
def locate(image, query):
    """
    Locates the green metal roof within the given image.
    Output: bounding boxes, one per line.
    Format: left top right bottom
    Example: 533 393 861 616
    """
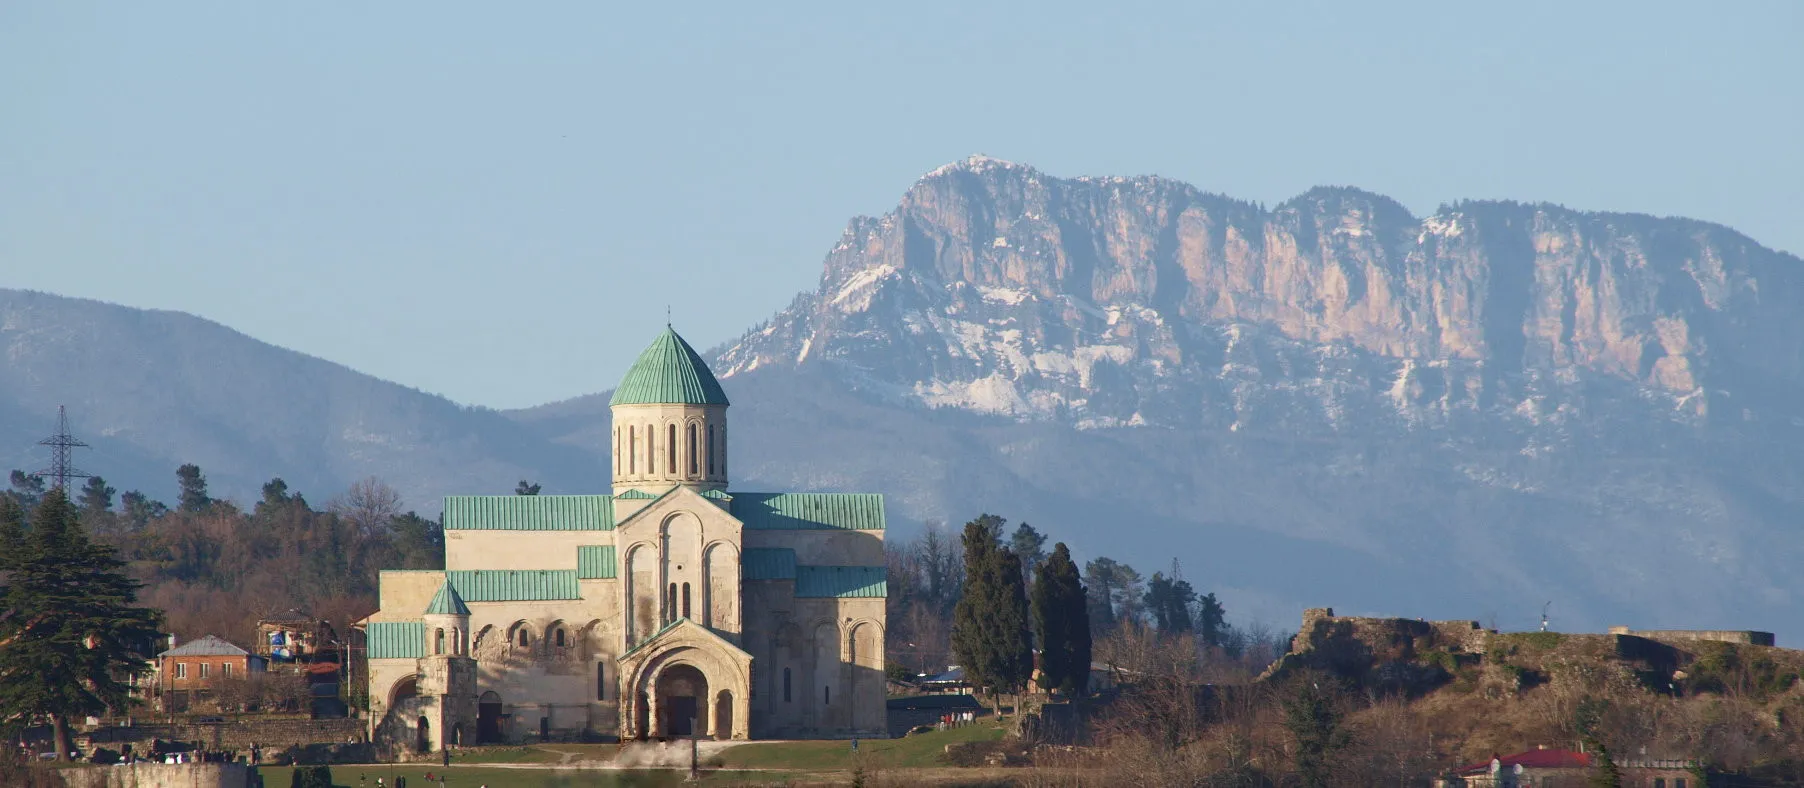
367 621 425 659
443 495 615 531
795 566 887 598
701 489 732 500
423 580 471 616
730 493 887 530
741 548 797 580
447 570 581 602
577 545 618 579
615 489 658 500
609 328 731 407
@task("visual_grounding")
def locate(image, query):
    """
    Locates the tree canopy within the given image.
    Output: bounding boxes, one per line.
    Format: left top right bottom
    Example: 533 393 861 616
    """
0 489 162 760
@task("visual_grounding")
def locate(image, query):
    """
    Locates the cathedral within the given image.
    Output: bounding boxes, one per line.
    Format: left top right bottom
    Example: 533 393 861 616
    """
361 328 888 750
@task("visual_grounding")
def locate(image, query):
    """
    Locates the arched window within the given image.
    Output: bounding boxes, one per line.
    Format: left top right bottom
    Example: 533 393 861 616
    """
687 424 698 475
452 628 461 655
667 424 677 474
517 628 529 648
597 662 607 701
824 685 831 705
706 425 715 475
645 424 654 473
681 582 692 619
628 427 637 474
667 584 678 622
554 628 566 648
435 628 445 655
782 668 792 703
613 427 619 473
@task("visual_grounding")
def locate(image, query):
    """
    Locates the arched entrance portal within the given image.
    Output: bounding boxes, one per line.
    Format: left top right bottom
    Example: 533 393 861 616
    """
477 691 503 744
655 664 709 737
416 716 431 753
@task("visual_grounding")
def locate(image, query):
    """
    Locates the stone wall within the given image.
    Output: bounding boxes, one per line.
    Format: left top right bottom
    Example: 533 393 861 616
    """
1607 627 1776 647
59 763 253 788
86 718 363 751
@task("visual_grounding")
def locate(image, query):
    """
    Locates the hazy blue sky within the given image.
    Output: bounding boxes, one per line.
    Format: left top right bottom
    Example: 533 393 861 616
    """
4 2 1799 408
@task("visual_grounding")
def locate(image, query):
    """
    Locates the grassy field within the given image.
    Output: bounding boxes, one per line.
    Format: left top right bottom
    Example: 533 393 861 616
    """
257 764 796 787
713 719 1007 771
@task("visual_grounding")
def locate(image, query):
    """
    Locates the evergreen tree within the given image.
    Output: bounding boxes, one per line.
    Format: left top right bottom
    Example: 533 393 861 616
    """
1084 557 1119 633
176 464 210 513
260 478 294 512
0 489 162 761
7 470 45 510
515 480 542 496
951 514 1032 708
1282 673 1349 788
1009 522 1047 587
119 491 169 528
1032 543 1091 696
390 512 446 570
79 476 116 514
1195 593 1227 648
1144 572 1196 633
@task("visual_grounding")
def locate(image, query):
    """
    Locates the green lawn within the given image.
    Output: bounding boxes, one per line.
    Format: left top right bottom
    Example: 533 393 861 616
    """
713 719 1006 771
259 764 792 787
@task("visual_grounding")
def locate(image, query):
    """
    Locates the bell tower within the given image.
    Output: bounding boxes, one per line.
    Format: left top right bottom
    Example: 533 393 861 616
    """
609 327 730 496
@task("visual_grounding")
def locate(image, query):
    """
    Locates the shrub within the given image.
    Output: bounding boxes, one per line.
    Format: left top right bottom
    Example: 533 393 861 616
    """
290 765 333 788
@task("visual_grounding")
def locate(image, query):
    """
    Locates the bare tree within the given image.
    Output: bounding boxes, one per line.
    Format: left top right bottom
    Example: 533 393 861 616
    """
329 476 401 535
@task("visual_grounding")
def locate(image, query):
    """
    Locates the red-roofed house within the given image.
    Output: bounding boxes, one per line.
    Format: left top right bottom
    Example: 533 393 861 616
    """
1451 747 1698 788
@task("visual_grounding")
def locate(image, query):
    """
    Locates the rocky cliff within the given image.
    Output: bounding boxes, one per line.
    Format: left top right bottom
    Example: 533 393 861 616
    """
719 156 1804 435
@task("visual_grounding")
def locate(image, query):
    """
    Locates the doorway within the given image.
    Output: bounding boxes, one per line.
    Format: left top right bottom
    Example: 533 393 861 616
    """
654 663 709 738
477 691 503 744
416 716 431 753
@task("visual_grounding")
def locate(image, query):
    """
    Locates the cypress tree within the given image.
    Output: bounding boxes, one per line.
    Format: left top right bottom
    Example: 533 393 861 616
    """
1032 543 1091 696
0 488 163 760
951 514 1032 709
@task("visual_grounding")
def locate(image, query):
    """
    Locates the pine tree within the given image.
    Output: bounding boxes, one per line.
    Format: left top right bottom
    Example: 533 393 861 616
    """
119 491 169 528
1032 543 1091 696
1145 572 1196 633
7 470 45 510
515 480 542 496
1282 673 1349 788
1009 522 1047 587
0 489 163 760
78 476 116 515
176 464 210 513
951 514 1031 709
1195 593 1227 648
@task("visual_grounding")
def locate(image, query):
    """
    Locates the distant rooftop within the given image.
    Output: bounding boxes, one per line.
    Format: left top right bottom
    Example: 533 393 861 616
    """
159 634 253 658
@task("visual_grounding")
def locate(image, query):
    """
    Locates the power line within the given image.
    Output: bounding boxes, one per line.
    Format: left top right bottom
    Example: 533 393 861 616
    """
35 405 92 490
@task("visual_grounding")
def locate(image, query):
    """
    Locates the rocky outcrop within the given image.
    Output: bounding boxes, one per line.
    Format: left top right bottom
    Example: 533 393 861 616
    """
718 156 1804 431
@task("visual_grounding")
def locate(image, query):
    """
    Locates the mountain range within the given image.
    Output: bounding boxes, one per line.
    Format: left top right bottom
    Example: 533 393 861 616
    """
5 156 1801 637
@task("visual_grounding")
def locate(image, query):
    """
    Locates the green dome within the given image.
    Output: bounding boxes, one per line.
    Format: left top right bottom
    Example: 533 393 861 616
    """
423 579 470 616
609 328 731 407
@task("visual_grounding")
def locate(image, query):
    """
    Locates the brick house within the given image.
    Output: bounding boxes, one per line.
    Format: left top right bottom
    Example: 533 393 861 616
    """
156 634 268 712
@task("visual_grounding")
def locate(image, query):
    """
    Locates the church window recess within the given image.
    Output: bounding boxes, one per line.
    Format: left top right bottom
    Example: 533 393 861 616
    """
666 584 678 623
667 424 678 474
823 685 830 705
596 663 607 701
706 426 715 475
435 628 445 655
782 668 791 702
681 582 692 619
628 427 637 474
687 424 698 475
516 628 530 648
554 628 566 648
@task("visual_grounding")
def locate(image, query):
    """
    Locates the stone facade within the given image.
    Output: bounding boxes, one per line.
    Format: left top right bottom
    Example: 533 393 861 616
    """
363 329 887 751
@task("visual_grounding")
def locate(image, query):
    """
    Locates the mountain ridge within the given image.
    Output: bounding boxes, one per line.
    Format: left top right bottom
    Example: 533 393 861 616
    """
5 157 1801 638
